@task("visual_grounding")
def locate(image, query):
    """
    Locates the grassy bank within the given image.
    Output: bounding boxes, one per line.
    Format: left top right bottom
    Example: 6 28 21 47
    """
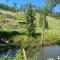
0 10 60 46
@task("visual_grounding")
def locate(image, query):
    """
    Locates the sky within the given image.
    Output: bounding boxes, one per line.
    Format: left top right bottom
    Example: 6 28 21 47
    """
0 0 46 7
0 0 60 12
53 4 60 12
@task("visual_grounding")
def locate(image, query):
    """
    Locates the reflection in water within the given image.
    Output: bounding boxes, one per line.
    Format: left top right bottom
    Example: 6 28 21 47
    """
32 46 60 60
40 46 44 60
34 46 44 60
0 45 60 60
58 56 60 60
0 47 18 60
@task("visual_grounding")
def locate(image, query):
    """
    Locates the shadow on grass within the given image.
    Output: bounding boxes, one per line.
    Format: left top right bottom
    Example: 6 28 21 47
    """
0 31 20 40
0 31 41 41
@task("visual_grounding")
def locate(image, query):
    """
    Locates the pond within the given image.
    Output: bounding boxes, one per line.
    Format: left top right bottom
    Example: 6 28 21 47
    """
33 45 60 60
0 46 18 60
0 45 60 60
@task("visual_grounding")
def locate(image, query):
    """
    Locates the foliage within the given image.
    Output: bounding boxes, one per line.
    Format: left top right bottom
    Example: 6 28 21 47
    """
0 31 20 41
46 0 60 11
50 12 60 19
15 49 24 60
15 12 26 20
26 4 36 37
0 3 17 11
0 1 60 60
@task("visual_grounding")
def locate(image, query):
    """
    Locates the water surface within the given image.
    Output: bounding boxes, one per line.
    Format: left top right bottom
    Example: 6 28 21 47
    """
34 45 60 60
0 45 60 60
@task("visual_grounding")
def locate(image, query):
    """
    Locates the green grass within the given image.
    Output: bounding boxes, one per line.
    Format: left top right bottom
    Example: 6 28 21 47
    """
0 10 60 45
45 16 60 39
0 10 60 60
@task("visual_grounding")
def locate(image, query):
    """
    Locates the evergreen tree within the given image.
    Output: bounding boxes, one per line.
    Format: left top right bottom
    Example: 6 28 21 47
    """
26 4 36 37
11 2 17 12
13 2 17 9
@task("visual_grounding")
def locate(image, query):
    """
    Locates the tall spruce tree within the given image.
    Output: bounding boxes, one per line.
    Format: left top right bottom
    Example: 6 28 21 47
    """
26 4 36 37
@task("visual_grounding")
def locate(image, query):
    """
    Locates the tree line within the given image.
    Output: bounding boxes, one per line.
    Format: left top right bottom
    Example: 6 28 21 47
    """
0 3 17 12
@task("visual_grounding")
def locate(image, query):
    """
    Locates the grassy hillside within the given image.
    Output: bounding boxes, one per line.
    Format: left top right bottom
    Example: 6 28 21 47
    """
45 16 60 41
0 10 60 45
0 10 60 33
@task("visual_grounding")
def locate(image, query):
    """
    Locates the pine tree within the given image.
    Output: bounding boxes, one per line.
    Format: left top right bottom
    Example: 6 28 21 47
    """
26 4 36 37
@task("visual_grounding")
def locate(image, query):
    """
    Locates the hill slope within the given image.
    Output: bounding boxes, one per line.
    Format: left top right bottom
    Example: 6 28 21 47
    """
0 10 60 45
